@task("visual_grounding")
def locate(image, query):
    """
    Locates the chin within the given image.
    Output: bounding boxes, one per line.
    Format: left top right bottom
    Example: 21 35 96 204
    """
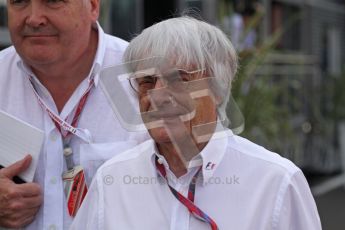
23 52 59 66
148 123 193 145
148 127 171 144
18 44 58 63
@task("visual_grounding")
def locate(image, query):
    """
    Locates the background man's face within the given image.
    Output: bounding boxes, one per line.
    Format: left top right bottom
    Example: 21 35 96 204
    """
7 0 99 66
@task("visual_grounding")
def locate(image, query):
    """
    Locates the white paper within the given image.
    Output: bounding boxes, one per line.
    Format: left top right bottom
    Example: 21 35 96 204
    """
0 110 44 182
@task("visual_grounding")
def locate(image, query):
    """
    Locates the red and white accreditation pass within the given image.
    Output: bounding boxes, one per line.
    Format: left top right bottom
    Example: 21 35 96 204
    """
62 146 88 217
29 76 94 217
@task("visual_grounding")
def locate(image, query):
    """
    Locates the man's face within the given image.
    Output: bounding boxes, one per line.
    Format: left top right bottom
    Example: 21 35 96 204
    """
136 67 218 151
7 0 99 66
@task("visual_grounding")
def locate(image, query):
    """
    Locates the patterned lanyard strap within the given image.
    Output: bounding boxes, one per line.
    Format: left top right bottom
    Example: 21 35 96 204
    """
62 78 94 139
155 156 219 230
29 76 94 143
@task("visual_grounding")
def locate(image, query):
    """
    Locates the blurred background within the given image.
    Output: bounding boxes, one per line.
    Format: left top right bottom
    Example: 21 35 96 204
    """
1 0 344 229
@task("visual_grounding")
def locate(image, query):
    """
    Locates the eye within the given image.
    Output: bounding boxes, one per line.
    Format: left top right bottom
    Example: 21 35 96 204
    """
45 0 66 8
180 74 192 82
130 75 158 94
177 70 193 82
46 0 64 2
9 0 29 7
137 76 157 87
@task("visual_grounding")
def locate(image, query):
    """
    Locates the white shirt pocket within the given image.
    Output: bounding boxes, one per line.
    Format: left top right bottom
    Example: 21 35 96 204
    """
79 141 137 186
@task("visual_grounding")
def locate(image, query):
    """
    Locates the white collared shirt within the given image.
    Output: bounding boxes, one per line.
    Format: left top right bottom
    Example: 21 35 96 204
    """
0 24 147 230
71 129 322 230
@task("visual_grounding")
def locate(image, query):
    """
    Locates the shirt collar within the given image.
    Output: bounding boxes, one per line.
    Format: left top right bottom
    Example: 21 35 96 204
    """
16 21 105 88
90 21 106 86
17 61 51 98
198 125 232 186
150 122 233 186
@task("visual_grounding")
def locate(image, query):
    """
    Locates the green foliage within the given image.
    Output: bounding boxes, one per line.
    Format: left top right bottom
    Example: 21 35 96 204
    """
229 13 301 152
231 52 295 152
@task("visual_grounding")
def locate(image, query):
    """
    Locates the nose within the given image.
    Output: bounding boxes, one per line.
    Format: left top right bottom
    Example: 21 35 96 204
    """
149 79 172 108
25 2 47 27
150 70 185 107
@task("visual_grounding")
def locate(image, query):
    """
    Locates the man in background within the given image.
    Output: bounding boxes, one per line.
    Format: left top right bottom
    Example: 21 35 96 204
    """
0 0 140 229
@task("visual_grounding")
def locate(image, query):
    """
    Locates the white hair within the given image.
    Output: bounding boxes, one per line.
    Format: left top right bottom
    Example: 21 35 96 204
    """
124 16 238 125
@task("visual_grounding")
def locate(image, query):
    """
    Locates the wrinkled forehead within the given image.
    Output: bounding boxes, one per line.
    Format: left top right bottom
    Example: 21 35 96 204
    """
126 57 180 75
127 56 203 75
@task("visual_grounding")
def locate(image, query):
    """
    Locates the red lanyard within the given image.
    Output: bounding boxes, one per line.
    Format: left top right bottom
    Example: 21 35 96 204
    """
29 76 94 143
155 156 219 230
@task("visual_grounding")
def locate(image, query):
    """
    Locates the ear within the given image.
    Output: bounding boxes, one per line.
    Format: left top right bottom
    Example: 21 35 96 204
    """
208 85 224 106
89 0 100 21
214 95 223 106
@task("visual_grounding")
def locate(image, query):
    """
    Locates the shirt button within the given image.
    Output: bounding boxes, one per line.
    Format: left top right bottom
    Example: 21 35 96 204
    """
48 224 56 230
157 157 164 164
50 177 57 184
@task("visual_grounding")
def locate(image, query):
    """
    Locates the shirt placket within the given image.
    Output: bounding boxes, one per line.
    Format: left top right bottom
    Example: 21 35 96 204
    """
38 78 90 230
42 104 65 230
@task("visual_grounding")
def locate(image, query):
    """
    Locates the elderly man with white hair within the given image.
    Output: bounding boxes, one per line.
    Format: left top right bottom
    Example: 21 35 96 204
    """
71 16 321 230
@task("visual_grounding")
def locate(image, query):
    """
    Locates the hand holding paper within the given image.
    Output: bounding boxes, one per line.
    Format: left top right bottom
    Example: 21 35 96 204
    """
0 110 44 182
0 155 43 228
0 155 32 182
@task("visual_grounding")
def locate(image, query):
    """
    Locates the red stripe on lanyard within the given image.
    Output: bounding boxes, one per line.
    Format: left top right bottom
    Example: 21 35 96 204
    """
155 156 219 230
29 76 94 141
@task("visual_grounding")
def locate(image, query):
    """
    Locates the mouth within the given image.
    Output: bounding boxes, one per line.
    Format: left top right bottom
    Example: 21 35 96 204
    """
142 106 195 122
24 34 57 38
141 106 196 130
23 35 58 44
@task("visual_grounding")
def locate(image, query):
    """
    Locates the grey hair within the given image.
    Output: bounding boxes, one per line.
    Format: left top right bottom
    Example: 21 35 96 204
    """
124 16 238 125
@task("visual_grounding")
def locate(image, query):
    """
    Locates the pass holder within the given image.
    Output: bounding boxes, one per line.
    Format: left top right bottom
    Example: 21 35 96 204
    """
62 145 88 217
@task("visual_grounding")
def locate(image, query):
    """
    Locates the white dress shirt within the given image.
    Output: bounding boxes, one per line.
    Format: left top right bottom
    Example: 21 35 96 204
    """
71 129 322 230
0 24 146 230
